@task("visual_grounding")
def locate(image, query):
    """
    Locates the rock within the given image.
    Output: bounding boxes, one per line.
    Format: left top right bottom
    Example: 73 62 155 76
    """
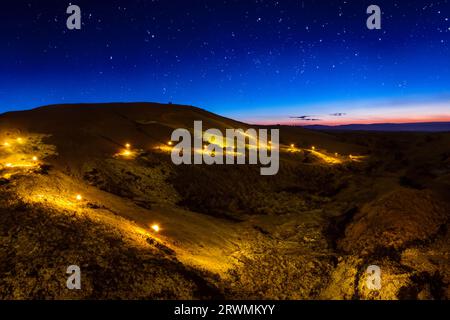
338 188 449 255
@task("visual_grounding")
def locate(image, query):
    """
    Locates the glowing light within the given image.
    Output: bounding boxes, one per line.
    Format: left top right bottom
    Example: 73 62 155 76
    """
75 194 83 201
335 153 338 157
32 156 38 161
168 141 173 146
125 143 131 149
17 138 23 143
312 146 316 150
3 162 36 169
155 145 173 153
3 142 10 147
290 144 295 148
116 148 135 158
151 224 160 232
310 149 343 164
347 155 367 162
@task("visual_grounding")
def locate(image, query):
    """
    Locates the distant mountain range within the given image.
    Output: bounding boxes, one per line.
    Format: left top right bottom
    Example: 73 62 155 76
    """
303 122 450 132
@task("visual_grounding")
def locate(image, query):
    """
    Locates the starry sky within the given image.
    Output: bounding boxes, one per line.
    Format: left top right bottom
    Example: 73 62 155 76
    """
1 0 449 125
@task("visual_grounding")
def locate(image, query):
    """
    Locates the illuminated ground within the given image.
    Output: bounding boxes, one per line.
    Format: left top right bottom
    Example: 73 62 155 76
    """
0 103 449 299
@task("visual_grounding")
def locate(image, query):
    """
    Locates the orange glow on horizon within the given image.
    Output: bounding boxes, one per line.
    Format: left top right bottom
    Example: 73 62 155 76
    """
250 114 450 126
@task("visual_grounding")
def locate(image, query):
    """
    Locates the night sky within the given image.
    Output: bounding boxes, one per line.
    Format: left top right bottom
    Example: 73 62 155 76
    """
1 0 449 125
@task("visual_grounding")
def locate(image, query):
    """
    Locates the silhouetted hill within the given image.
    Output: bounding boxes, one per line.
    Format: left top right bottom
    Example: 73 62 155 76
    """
303 122 450 132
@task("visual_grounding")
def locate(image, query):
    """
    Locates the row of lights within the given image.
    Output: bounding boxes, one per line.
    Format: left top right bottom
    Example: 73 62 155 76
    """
165 141 340 156
288 144 357 160
168 141 255 149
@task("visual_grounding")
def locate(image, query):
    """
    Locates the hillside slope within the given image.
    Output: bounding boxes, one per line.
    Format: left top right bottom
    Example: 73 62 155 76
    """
0 103 449 299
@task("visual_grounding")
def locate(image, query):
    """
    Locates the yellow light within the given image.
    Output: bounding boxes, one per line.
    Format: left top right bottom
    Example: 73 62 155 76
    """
116 147 136 158
203 145 207 150
125 143 131 149
3 142 10 147
151 224 160 232
290 144 295 148
168 141 173 146
17 138 23 143
32 156 38 161
312 146 315 150
4 163 36 169
334 153 338 157
75 194 82 201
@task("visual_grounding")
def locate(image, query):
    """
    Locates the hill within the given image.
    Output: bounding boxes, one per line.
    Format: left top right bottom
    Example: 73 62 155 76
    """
303 122 450 132
0 103 449 299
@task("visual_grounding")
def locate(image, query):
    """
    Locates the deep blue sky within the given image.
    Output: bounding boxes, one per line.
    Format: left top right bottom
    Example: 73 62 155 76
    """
1 0 449 124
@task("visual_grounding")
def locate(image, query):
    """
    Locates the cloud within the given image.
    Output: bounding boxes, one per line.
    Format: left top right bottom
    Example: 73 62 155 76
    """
289 115 321 121
330 113 346 116
290 115 310 119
